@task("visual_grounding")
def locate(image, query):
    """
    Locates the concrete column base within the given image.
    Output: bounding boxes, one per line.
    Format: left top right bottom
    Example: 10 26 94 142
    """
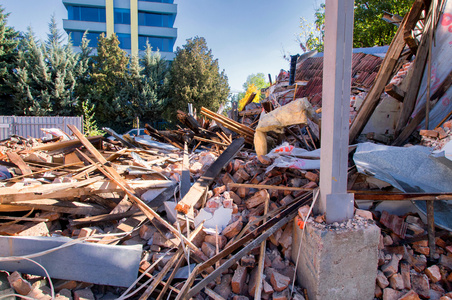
292 219 380 300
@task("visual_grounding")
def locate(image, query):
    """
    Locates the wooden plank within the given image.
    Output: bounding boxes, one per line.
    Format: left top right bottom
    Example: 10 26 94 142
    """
76 148 199 251
384 83 406 102
69 210 139 227
6 152 32 175
175 138 245 214
0 199 108 215
228 182 315 192
31 136 103 152
403 0 425 54
98 208 146 245
395 14 432 136
68 125 134 192
349 11 409 143
254 196 269 299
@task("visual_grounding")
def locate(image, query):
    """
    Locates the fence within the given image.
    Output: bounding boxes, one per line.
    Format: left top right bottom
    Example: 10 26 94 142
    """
0 116 83 140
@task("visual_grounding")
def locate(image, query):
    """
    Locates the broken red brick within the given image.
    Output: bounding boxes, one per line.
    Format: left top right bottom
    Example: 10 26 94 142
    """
272 289 289 300
222 219 243 239
231 265 248 294
245 189 270 209
304 171 318 182
400 261 411 290
382 288 403 300
201 242 217 258
213 185 227 195
73 288 95 300
7 271 32 295
376 270 389 289
389 273 404 290
270 269 290 292
381 254 401 277
435 127 448 139
420 129 439 138
279 222 293 249
425 265 442 283
258 155 272 165
204 234 227 249
398 290 421 300
411 273 430 299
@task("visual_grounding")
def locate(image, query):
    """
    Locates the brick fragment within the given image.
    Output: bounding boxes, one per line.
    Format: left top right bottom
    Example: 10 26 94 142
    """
201 242 217 258
263 280 274 294
272 289 289 300
204 234 227 249
7 271 32 295
412 240 429 256
73 288 95 300
234 168 250 181
237 186 249 198
55 289 72 300
376 270 389 289
381 254 401 277
139 224 156 240
411 273 430 298
222 173 236 187
245 190 270 209
389 273 404 290
240 255 256 268
400 261 411 289
425 265 442 283
231 265 248 294
382 288 403 300
213 274 232 299
304 171 318 182
270 269 290 292
222 219 243 239
279 222 293 249
247 267 259 295
213 185 227 195
420 129 438 138
27 286 52 300
355 209 373 220
279 195 294 206
225 191 242 204
258 155 272 165
435 127 448 139
18 222 49 236
398 290 421 300
375 284 383 298
232 296 249 300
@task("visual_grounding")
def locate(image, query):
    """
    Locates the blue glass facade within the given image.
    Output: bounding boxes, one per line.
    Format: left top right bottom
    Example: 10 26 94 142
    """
63 0 176 57
67 6 106 22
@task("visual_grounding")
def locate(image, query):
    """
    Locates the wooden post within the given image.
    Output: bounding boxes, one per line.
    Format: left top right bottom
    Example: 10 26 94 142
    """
318 0 355 223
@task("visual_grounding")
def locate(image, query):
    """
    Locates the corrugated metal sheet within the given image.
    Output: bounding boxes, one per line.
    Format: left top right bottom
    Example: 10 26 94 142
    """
0 116 83 140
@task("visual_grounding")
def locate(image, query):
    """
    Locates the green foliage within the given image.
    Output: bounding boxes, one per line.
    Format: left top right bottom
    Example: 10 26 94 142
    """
81 99 103 136
0 6 19 115
7 16 79 116
300 0 413 51
353 0 413 48
298 4 325 53
165 36 230 123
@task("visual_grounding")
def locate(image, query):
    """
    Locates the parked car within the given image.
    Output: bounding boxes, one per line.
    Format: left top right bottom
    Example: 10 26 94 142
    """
106 128 149 141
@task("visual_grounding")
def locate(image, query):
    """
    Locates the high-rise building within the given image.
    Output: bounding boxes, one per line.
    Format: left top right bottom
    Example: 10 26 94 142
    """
62 0 177 60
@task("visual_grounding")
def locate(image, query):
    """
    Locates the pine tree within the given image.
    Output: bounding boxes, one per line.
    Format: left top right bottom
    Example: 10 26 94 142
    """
88 33 129 129
140 42 169 122
7 17 80 116
165 36 230 123
0 6 19 115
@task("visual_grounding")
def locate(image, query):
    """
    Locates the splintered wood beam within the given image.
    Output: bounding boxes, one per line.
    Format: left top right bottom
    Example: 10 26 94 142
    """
0 199 109 215
403 0 425 54
175 138 244 214
227 183 315 192
349 11 409 143
384 83 406 102
394 12 432 136
75 148 198 251
6 152 32 175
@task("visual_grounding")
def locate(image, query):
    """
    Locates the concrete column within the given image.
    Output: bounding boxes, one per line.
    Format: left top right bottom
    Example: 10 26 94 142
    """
130 0 139 56
106 0 115 38
318 0 355 223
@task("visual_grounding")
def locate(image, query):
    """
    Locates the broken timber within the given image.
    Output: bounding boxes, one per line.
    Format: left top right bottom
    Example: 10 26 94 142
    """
175 138 245 214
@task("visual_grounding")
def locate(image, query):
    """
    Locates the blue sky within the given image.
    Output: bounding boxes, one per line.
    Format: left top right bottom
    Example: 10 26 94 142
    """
0 0 319 92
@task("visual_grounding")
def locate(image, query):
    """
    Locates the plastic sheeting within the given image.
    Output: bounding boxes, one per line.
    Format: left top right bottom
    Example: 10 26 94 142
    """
353 142 452 230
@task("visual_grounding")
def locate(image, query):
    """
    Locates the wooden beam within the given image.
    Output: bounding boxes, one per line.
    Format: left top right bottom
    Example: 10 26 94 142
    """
349 11 409 143
0 199 108 215
384 83 406 102
6 152 32 175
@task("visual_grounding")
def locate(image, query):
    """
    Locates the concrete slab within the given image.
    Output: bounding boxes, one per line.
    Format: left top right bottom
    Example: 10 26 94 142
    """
292 218 380 300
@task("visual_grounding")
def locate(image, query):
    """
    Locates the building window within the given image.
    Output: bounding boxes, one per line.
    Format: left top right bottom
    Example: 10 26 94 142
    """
138 12 174 27
139 35 174 52
140 0 174 3
67 6 106 23
68 31 100 48
114 8 131 24
117 33 131 49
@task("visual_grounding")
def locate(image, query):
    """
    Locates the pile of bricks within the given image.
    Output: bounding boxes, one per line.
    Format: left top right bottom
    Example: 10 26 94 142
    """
419 120 452 150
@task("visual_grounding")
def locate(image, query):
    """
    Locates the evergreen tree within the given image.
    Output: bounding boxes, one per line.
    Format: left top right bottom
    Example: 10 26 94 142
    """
0 6 19 115
164 36 229 123
140 42 169 122
8 17 80 116
88 33 129 129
